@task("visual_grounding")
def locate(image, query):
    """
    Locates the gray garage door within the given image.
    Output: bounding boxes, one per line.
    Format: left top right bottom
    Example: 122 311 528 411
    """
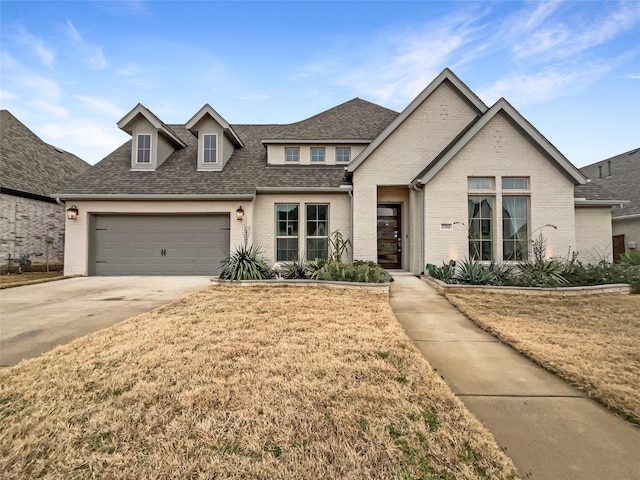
90 214 230 275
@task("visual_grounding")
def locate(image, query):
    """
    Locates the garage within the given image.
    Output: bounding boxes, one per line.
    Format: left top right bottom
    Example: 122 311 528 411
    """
89 214 230 275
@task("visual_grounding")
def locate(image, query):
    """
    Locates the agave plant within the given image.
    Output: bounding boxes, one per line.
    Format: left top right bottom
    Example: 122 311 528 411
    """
516 259 567 287
455 258 495 285
218 228 272 280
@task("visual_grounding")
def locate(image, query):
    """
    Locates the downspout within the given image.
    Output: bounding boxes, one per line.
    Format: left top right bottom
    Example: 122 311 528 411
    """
348 189 354 262
412 183 424 274
55 197 65 206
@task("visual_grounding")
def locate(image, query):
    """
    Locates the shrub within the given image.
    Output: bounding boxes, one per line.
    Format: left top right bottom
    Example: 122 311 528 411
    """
487 261 514 286
280 256 311 279
427 261 456 284
219 229 272 281
515 259 567 287
312 262 393 283
455 258 495 285
621 250 640 266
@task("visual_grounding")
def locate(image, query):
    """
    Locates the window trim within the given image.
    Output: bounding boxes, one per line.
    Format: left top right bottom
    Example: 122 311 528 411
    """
202 133 218 164
502 195 530 261
310 147 326 163
336 147 351 163
285 147 300 163
136 134 151 164
305 203 329 261
467 177 494 191
468 195 494 261
275 203 299 261
501 177 529 190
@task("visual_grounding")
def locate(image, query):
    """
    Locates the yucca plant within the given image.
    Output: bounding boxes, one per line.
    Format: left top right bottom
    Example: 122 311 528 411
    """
516 259 567 287
218 228 272 280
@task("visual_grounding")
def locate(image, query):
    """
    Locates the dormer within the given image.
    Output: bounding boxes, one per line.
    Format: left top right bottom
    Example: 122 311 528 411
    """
117 104 186 171
186 104 244 171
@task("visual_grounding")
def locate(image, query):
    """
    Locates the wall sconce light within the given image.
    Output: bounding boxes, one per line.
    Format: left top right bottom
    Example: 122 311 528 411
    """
66 204 79 220
235 206 244 221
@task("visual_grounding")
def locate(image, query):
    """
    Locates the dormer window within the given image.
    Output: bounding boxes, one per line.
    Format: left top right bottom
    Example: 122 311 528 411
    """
336 147 351 163
203 134 217 163
311 147 325 163
285 147 300 163
137 134 151 163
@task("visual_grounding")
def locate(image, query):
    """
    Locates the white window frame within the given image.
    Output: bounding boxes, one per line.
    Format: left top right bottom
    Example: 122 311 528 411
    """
311 147 325 163
285 147 300 163
203 134 218 164
336 147 351 163
136 134 151 164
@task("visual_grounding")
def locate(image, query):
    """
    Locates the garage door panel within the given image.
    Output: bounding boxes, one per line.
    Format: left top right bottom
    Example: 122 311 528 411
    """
91 215 230 276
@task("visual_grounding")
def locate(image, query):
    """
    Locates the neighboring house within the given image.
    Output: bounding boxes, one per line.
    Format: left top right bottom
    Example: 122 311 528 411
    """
580 148 640 261
56 69 621 276
0 110 90 271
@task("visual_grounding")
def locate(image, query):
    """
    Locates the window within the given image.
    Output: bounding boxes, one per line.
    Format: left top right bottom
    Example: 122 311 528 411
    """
137 134 151 163
468 177 494 190
468 196 494 261
285 147 300 163
311 147 325 163
336 147 350 163
502 177 528 190
203 134 217 163
276 204 299 261
306 204 329 260
502 196 528 261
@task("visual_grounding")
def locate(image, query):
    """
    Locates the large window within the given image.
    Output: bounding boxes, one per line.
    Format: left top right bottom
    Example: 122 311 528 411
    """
502 196 528 260
306 204 329 260
336 147 350 163
203 134 217 163
285 147 300 163
136 134 151 163
468 197 494 261
276 204 299 261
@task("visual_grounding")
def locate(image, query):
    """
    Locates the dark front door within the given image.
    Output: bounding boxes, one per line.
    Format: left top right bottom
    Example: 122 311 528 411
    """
613 234 625 263
377 204 401 269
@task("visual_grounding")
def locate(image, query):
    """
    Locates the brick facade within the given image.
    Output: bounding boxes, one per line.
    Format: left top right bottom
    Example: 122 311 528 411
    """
0 193 65 270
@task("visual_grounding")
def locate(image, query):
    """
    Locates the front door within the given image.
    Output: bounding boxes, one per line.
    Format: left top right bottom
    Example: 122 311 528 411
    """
377 204 401 269
613 234 625 263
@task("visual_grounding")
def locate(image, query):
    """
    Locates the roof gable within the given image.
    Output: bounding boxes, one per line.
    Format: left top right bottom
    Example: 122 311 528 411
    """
347 68 487 173
117 103 186 148
412 98 586 186
0 110 90 198
185 104 244 148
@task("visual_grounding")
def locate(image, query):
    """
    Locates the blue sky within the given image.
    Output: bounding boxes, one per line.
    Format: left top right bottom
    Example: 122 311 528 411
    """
1 1 639 166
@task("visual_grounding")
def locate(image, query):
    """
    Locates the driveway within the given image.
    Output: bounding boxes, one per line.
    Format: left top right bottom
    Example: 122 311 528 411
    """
0 276 212 367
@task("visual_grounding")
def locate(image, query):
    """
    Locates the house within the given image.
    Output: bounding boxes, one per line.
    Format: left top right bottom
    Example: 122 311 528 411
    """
579 148 640 261
56 69 621 276
0 110 90 271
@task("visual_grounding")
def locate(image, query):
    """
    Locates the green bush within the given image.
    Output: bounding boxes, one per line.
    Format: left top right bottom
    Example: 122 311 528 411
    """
312 262 393 283
621 250 640 266
280 256 311 279
515 259 567 287
427 261 456 284
455 258 495 285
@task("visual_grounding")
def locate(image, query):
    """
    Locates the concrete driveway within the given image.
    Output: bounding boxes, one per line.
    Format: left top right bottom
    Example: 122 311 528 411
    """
0 276 212 367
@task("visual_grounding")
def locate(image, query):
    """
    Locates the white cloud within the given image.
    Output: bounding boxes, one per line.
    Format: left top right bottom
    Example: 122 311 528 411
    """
27 99 69 118
13 27 55 67
74 95 124 118
477 63 611 107
65 21 108 69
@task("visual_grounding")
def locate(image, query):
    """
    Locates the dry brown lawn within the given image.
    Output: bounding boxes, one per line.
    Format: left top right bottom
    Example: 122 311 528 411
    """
446 291 640 424
0 286 518 479
0 272 64 289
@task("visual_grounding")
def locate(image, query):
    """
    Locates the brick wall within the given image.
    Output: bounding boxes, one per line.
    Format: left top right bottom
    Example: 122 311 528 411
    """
0 193 65 269
574 207 613 263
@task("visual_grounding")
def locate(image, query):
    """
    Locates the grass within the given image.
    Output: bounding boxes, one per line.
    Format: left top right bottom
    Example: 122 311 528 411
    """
0 271 65 289
445 291 640 424
0 286 518 479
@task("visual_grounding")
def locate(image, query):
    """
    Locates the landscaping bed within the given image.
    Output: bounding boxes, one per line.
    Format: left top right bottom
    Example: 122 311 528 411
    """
445 290 640 424
0 286 518 479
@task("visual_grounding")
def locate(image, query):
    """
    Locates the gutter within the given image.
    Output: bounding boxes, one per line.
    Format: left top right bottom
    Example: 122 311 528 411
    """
612 213 640 221
574 198 629 207
52 193 257 201
255 186 352 193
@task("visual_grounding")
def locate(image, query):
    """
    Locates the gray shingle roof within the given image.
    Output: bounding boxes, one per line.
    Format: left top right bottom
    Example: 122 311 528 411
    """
263 98 399 140
0 110 90 198
60 99 400 196
579 148 640 217
63 124 351 196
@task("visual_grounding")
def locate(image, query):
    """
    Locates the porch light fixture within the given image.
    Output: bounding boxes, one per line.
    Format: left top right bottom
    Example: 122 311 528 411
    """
236 206 245 221
66 204 79 220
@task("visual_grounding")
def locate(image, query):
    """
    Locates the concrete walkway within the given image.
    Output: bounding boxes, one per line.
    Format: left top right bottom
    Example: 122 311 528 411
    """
389 274 640 480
